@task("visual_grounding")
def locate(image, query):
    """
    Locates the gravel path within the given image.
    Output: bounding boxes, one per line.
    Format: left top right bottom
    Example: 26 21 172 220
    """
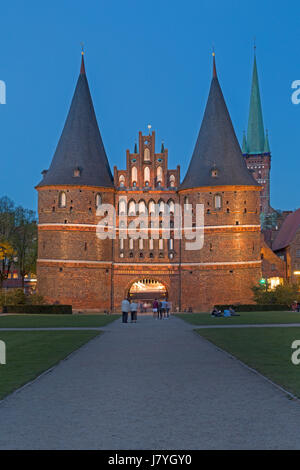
1 315 300 449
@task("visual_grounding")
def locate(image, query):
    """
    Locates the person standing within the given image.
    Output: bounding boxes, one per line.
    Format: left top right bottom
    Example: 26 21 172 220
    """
166 300 171 318
152 298 159 318
158 300 163 319
121 298 130 323
130 300 138 323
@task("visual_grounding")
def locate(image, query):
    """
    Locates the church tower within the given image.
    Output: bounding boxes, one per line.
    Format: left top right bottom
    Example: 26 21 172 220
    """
242 51 271 214
36 52 115 309
179 54 262 311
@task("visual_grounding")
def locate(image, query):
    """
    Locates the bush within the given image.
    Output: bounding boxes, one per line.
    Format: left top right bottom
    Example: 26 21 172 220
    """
0 288 26 306
215 304 290 312
0 289 45 306
2 305 72 314
251 282 300 305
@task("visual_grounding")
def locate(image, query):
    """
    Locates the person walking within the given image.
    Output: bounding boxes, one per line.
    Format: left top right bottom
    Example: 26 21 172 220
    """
152 298 159 318
130 300 138 323
121 297 130 323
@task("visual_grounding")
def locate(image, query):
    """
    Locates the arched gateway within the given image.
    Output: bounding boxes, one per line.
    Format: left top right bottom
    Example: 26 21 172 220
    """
128 279 167 303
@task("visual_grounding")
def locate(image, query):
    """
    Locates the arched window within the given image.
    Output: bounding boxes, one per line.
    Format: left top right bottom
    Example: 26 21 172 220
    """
157 166 163 183
144 148 151 161
59 191 66 208
214 194 222 209
119 175 125 187
95 193 102 208
128 200 136 216
149 200 156 216
138 200 146 215
158 200 165 215
129 239 134 250
144 167 150 185
184 196 189 205
131 166 137 185
168 199 175 215
169 175 175 187
119 199 127 216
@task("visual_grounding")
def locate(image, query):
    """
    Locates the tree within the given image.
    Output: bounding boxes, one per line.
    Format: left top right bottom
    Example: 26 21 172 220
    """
12 207 37 288
0 239 15 288
0 197 38 289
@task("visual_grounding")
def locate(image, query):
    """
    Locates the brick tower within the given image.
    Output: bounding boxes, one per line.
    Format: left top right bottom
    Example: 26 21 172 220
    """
36 53 115 310
178 54 262 311
242 51 271 214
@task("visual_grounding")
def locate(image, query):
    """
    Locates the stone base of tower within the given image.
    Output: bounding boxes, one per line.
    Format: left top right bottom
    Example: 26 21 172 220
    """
36 262 112 311
180 263 261 312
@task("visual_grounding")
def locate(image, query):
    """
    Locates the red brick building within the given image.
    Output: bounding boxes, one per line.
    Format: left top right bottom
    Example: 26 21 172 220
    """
36 53 262 312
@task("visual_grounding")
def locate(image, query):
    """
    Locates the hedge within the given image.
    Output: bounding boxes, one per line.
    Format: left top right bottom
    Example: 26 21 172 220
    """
215 304 290 312
2 305 72 314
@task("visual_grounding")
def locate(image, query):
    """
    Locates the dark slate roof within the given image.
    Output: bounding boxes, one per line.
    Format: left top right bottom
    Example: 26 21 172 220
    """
272 209 300 251
180 57 258 190
37 55 113 188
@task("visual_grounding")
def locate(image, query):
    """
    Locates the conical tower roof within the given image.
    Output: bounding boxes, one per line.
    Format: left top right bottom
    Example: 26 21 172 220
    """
180 55 258 190
37 53 113 188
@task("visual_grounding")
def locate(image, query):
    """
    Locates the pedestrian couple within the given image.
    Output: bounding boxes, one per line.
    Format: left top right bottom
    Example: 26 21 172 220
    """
152 298 171 319
121 298 138 323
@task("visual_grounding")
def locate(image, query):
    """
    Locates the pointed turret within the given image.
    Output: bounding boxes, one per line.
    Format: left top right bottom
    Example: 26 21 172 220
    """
246 54 265 154
180 54 258 189
37 52 113 188
161 141 165 153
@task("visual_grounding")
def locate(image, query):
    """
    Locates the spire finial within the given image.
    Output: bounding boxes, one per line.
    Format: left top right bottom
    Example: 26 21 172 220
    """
80 43 85 75
253 37 256 54
212 49 217 78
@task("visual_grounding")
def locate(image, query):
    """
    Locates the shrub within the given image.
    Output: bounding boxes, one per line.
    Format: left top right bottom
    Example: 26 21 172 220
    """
0 288 26 306
251 282 300 306
3 304 72 314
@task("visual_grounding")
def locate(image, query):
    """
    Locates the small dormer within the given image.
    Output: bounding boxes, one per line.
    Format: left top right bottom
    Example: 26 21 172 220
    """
73 167 81 178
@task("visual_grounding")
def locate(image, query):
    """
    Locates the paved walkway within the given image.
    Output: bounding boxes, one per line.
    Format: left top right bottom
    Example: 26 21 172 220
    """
1 316 300 449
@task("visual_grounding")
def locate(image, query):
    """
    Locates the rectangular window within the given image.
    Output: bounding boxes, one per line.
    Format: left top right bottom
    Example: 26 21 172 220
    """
129 238 134 250
149 239 154 250
296 249 300 258
159 239 164 250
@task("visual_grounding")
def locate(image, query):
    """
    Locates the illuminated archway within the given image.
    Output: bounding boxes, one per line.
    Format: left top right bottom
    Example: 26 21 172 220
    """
128 278 167 302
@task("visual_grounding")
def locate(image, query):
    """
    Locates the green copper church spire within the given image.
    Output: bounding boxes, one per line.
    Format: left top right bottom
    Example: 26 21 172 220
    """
246 53 265 154
263 130 270 153
242 131 247 154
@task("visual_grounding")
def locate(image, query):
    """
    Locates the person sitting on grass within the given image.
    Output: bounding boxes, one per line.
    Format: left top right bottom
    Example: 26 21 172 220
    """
229 306 240 317
211 306 222 317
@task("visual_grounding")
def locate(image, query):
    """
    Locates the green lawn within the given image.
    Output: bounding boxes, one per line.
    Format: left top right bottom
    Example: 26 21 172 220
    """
0 330 100 399
196 327 300 397
177 311 300 326
0 314 120 328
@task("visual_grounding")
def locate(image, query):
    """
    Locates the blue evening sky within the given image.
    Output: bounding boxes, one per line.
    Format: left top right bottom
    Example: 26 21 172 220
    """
0 0 299 212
